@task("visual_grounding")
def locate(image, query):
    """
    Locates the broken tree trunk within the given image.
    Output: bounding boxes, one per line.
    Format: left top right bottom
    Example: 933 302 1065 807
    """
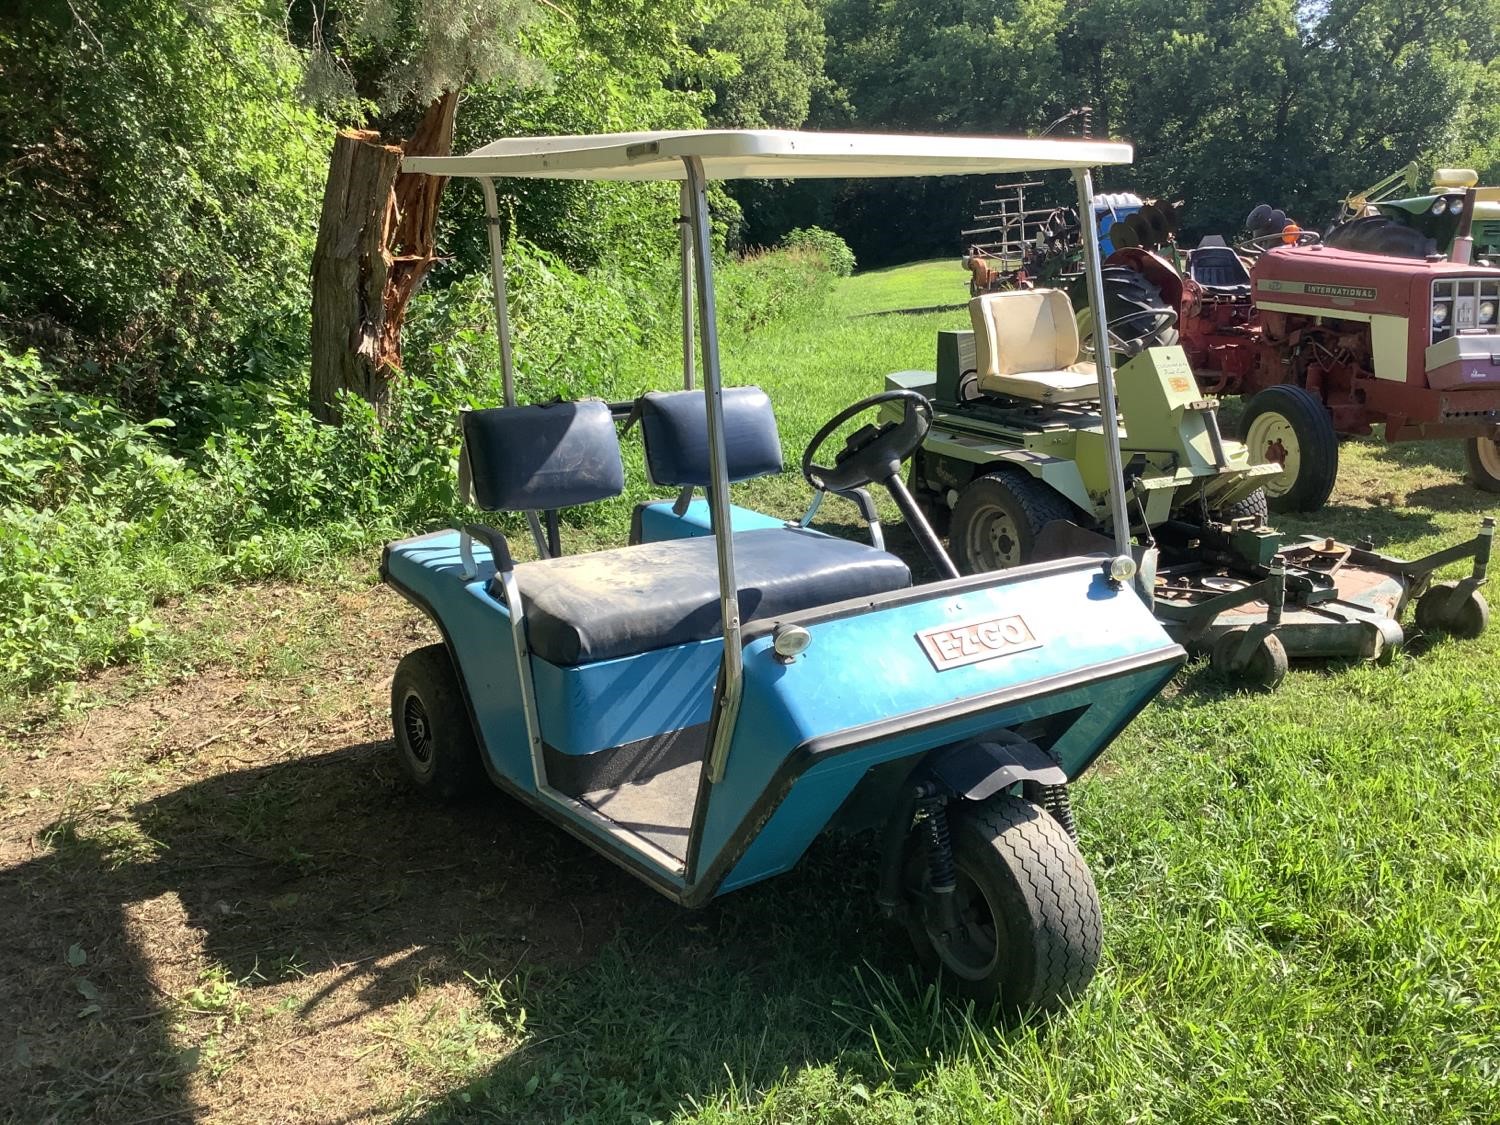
308 92 457 424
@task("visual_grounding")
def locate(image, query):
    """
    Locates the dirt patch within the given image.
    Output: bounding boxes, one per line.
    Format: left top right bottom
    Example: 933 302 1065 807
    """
0 573 650 1123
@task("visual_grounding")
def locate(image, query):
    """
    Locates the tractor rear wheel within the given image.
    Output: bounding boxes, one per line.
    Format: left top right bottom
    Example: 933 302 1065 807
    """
903 794 1101 1013
392 644 486 801
949 471 1075 573
1241 385 1339 513
1465 437 1500 493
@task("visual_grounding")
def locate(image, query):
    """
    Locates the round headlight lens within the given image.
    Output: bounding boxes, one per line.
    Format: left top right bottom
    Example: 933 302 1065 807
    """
1108 555 1137 583
1481 300 1497 325
1433 303 1451 326
1431 198 1448 215
1450 198 1466 215
772 623 811 661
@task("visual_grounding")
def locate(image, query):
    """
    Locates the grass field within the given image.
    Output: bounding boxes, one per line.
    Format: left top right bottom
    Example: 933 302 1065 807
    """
2 260 1498 1124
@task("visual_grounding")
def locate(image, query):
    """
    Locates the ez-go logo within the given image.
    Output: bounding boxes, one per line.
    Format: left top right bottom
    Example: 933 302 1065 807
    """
917 614 1041 671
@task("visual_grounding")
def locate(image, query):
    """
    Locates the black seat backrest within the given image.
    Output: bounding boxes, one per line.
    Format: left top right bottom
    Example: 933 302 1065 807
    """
1189 246 1251 290
461 400 624 512
637 386 783 487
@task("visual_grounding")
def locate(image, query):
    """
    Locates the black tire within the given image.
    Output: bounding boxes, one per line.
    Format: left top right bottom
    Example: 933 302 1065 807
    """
391 644 486 801
1415 583 1490 640
949 471 1076 573
1078 265 1180 358
1215 487 1269 524
903 794 1102 1013
1209 627 1288 690
1240 385 1339 513
1466 437 1500 493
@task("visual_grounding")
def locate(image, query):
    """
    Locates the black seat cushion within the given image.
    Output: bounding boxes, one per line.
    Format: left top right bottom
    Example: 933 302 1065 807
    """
638 386 783 486
515 528 911 666
463 400 624 512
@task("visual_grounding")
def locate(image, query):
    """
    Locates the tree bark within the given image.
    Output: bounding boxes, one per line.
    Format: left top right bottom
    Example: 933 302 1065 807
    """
308 91 457 425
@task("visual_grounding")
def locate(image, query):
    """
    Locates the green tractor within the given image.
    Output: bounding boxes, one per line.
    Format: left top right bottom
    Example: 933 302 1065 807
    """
887 287 1494 688
1331 164 1500 261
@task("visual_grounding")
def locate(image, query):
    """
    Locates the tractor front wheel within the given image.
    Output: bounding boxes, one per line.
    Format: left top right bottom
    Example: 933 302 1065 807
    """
1241 385 1339 513
949 471 1075 573
903 794 1101 1013
1466 437 1500 493
391 644 486 801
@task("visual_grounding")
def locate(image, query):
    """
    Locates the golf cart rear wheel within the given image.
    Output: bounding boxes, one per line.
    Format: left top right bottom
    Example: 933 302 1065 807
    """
1466 437 1500 493
1209 628 1288 690
1241 385 1338 514
391 644 485 801
903 794 1101 1013
1415 583 1490 640
949 471 1075 573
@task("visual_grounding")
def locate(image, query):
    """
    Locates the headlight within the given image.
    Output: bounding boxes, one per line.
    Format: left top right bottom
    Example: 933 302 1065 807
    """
1108 555 1137 583
1431 198 1448 215
1449 198 1466 216
1481 300 1497 325
1433 303 1451 326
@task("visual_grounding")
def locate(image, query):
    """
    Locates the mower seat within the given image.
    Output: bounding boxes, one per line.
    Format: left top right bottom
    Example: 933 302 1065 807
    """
969 289 1098 404
514 527 911 666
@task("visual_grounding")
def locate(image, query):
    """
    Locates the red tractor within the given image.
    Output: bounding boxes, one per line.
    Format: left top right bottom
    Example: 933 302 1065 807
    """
1103 204 1500 511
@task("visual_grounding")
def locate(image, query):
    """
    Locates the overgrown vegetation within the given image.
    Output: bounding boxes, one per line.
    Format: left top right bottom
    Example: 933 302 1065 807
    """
0 240 846 694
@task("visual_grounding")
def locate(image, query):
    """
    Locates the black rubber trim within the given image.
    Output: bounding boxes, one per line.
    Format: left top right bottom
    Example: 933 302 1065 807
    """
679 642 1184 906
739 554 1107 644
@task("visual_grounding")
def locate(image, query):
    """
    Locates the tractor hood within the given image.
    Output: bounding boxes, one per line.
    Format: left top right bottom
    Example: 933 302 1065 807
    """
1251 245 1500 320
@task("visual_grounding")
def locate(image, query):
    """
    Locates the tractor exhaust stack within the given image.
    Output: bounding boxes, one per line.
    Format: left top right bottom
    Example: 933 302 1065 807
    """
1450 188 1478 264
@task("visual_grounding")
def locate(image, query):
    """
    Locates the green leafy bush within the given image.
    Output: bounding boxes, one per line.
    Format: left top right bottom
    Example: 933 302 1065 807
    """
779 226 856 277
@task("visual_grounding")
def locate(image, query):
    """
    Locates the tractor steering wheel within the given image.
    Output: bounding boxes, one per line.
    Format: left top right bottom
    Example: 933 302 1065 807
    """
1080 305 1180 360
1236 230 1320 257
801 390 959 579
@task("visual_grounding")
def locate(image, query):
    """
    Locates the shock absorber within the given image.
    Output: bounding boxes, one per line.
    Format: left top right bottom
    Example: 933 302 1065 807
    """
918 792 963 939
1039 784 1079 841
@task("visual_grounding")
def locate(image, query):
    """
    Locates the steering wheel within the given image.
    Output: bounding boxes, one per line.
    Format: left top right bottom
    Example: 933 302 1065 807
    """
1080 305 1180 359
800 390 959 579
1236 230 1320 257
802 390 931 494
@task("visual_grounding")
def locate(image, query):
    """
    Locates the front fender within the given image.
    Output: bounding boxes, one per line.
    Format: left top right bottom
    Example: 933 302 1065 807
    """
924 731 1067 801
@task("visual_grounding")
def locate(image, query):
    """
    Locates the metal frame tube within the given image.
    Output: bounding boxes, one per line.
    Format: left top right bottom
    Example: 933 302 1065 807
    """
683 157 744 783
479 177 548 558
679 180 696 391
1074 167 1133 558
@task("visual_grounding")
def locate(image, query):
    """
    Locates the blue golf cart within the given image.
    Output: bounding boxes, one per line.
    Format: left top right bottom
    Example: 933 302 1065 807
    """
383 131 1185 1012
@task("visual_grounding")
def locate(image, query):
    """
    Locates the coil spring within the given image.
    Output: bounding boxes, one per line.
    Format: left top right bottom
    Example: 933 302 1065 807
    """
922 802 956 890
1041 784 1078 841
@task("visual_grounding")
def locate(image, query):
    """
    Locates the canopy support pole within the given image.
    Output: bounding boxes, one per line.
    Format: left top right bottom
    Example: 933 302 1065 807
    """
1074 167 1133 559
480 176 548 558
682 157 743 786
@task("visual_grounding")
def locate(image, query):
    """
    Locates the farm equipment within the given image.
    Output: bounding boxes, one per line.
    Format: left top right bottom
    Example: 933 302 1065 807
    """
1332 164 1500 262
1154 221 1500 506
894 290 1495 687
382 130 1185 1013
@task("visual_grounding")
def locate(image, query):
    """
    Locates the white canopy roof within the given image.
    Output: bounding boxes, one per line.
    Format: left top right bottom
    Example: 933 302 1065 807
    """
402 129 1133 182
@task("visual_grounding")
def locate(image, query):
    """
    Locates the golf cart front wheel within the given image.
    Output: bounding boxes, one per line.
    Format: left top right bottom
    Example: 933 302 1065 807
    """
1241 385 1338 513
1466 437 1500 493
903 794 1101 1013
949 471 1075 574
1415 583 1490 640
1209 628 1288 690
391 644 486 801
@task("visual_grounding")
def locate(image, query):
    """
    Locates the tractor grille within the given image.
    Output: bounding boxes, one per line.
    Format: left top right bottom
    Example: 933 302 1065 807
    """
1432 277 1500 343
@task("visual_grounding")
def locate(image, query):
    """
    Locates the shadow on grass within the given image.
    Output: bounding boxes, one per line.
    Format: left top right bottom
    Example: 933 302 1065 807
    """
852 302 967 319
3 738 982 1123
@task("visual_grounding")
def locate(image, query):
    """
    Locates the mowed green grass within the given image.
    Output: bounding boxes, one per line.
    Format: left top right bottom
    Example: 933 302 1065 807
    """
413 260 1500 1123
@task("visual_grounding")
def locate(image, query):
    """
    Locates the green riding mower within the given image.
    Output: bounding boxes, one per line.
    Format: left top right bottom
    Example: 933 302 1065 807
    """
886 288 1494 689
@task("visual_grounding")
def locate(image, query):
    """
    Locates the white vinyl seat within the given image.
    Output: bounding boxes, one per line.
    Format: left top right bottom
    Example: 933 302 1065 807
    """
969 289 1099 404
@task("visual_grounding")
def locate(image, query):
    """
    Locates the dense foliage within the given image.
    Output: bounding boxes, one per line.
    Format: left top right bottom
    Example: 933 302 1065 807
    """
3 0 1499 690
